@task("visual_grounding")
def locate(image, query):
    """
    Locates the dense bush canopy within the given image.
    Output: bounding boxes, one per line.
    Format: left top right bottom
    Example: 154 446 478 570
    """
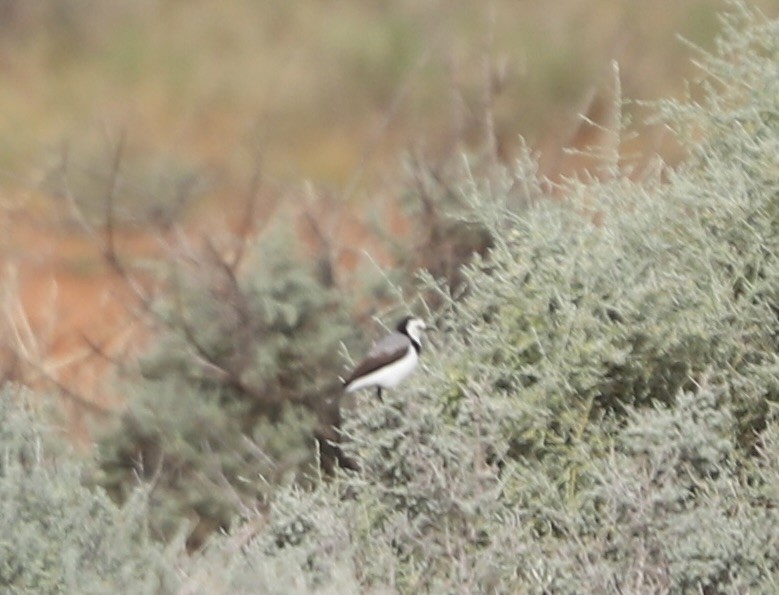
189 4 778 592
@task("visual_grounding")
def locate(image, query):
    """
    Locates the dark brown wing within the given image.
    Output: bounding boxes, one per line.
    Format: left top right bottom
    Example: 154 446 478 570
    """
343 332 410 386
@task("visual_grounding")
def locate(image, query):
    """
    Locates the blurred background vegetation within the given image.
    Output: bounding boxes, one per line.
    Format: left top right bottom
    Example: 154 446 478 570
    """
0 0 774 195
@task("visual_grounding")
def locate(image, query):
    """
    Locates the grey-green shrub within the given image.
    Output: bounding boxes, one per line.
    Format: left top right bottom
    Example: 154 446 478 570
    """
182 3 779 593
95 227 357 547
0 388 177 593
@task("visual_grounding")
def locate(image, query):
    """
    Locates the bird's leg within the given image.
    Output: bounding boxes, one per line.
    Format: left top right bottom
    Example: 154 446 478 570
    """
376 387 383 401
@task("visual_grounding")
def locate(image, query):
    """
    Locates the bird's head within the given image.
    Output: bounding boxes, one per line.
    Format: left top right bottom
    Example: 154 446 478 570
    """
397 316 427 343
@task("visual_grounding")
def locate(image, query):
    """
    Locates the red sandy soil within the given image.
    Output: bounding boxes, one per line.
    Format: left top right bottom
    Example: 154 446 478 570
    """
1 208 156 441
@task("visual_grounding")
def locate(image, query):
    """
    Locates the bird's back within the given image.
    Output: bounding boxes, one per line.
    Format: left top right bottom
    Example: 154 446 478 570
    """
366 332 409 359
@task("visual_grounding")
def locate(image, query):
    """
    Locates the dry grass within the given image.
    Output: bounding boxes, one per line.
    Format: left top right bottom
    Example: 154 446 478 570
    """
2 0 775 190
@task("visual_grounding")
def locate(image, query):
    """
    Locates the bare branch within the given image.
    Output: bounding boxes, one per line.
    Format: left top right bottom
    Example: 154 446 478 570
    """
103 131 125 269
230 152 262 270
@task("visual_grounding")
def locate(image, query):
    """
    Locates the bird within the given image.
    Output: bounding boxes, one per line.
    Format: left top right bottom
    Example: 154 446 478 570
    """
343 316 427 400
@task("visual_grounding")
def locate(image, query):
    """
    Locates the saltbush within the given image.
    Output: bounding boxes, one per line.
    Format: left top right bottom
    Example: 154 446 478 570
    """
0 388 177 593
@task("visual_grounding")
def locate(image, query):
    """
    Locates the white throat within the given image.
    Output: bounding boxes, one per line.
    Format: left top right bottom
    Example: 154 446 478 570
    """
404 319 426 347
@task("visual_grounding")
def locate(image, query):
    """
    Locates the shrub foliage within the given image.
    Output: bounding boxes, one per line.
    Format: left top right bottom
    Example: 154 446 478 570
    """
182 4 779 592
95 228 357 547
0 389 176 593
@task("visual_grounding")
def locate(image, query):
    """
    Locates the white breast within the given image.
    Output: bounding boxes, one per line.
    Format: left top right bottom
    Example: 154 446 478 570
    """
344 345 419 393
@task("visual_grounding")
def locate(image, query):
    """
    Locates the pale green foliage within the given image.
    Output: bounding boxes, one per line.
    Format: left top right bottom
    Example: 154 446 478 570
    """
0 388 176 593
515 387 779 592
179 484 362 594
96 379 319 543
